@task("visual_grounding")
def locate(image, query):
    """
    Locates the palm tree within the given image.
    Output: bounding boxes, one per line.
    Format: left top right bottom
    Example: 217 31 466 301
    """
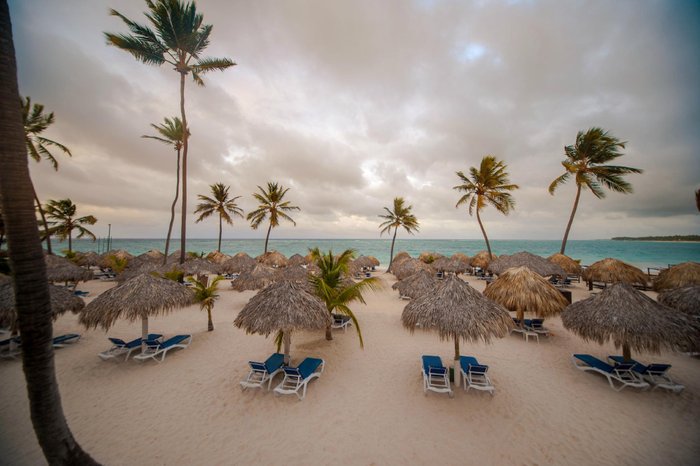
22 95 72 255
246 182 300 254
194 183 243 252
44 199 97 254
549 128 642 254
143 116 187 264
188 275 222 331
378 197 419 272
0 2 97 462
106 0 235 264
454 156 519 259
308 248 380 344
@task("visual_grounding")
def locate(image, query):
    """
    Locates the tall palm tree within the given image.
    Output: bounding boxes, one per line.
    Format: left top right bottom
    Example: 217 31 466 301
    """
22 95 72 255
194 183 243 252
549 127 642 254
105 0 235 264
44 199 97 254
379 197 419 272
308 248 380 344
188 275 222 331
0 2 97 462
143 116 187 263
246 182 300 254
454 156 519 259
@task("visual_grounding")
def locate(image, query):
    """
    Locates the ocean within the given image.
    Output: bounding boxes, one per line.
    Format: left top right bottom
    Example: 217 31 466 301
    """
56 238 700 271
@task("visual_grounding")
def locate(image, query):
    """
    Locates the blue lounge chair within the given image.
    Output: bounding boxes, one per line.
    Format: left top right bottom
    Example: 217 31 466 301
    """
274 357 324 400
572 354 649 391
525 319 550 337
99 334 163 361
608 356 684 393
52 333 81 348
421 355 453 397
73 290 90 297
331 314 352 332
459 356 495 395
240 353 286 390
511 319 539 343
132 334 192 363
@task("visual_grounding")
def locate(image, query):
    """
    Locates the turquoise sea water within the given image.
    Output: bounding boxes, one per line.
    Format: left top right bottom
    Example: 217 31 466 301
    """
58 238 700 270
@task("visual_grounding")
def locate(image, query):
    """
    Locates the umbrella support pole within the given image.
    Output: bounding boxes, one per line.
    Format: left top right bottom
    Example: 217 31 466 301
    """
283 332 291 365
141 317 149 350
453 336 461 388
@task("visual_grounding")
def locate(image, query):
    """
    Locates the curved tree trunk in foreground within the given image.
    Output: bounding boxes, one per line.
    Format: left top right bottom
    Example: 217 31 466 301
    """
163 148 181 264
0 3 98 463
264 222 272 254
32 188 52 254
560 184 582 255
387 226 398 273
476 207 492 259
179 71 188 265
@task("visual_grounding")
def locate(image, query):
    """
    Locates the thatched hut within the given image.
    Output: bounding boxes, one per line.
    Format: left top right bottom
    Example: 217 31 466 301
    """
658 285 700 317
488 251 566 277
389 251 411 271
74 251 101 267
418 251 443 264
561 282 699 360
451 253 471 270
257 251 288 268
221 252 256 274
392 270 437 299
431 256 452 272
116 261 161 283
470 251 496 269
582 258 648 288
547 253 582 276
653 262 700 292
234 281 331 363
392 258 433 280
483 266 568 322
367 256 380 267
0 280 85 329
206 251 231 264
276 265 312 284
231 264 278 292
45 254 93 283
80 274 194 342
353 256 375 270
287 254 307 267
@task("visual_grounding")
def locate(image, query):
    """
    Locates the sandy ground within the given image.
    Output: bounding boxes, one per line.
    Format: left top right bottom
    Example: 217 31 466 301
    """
1 271 699 465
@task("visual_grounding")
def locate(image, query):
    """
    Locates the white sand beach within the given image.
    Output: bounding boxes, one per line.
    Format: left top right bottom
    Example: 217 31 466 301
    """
1 272 699 465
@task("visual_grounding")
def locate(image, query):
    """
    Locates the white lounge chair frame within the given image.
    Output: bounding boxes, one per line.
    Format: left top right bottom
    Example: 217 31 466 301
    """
422 366 453 397
273 359 325 400
331 315 353 333
240 361 284 390
510 326 539 343
99 341 144 362
460 365 495 396
572 355 649 392
133 335 192 363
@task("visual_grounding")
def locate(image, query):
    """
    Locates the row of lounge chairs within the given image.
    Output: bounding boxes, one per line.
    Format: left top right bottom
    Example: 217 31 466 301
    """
572 354 684 393
511 318 550 343
422 355 495 397
240 353 325 400
0 333 81 359
99 334 192 363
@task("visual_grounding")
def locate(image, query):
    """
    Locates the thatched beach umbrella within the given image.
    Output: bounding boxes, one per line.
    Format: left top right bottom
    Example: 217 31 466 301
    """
234 281 331 363
561 282 698 360
483 266 568 323
389 251 411 271
547 253 582 276
470 251 495 269
74 251 100 267
206 250 231 264
221 252 256 274
116 261 161 283
658 285 700 317
276 265 312 284
231 264 278 291
392 258 433 280
0 280 85 329
257 250 288 268
392 270 437 299
45 254 93 283
451 254 471 271
418 251 443 263
431 256 452 272
367 256 380 267
653 262 700 292
80 274 194 343
287 254 306 267
488 251 566 277
353 256 375 270
582 258 648 286
402 275 513 384
178 257 221 276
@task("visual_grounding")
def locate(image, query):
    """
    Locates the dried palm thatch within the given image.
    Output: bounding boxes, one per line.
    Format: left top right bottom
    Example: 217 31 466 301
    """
470 251 496 269
353 256 375 269
658 285 700 317
488 251 566 277
45 254 93 283
653 262 700 292
234 281 331 362
367 256 380 267
74 251 100 267
287 254 306 267
582 258 648 286
0 280 85 328
392 270 437 299
231 264 278 291
257 250 288 268
452 253 470 263
390 251 411 267
392 258 433 280
220 252 256 274
402 275 513 360
177 257 221 275
276 265 312 284
561 282 699 360
483 266 568 321
430 256 451 272
547 253 582 275
116 261 161 283
418 251 443 263
206 250 231 264
79 273 194 332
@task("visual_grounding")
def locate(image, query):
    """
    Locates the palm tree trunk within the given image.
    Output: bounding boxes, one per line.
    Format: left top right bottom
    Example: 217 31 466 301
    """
68 230 72 254
163 148 181 265
560 184 582 255
217 213 222 252
264 222 272 254
179 70 188 265
325 324 333 341
387 226 398 273
32 188 52 254
476 207 492 259
622 343 631 361
0 4 97 462
283 331 291 365
207 307 214 332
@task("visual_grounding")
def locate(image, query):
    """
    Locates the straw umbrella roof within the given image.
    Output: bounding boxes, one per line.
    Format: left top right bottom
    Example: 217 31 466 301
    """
367 256 380 267
483 266 568 321
561 282 699 358
177 257 221 275
353 256 375 269
470 251 496 269
488 251 566 277
79 274 194 331
231 264 278 291
74 251 100 267
287 253 306 267
658 285 700 317
402 275 513 346
206 251 231 264
418 251 444 263
45 254 93 283
257 251 288 268
653 262 700 292
276 265 312 284
392 258 433 280
582 258 648 285
547 253 582 275
0 280 85 328
391 251 411 266
139 249 164 261
220 252 256 274
452 253 470 263
430 256 452 272
116 261 161 283
392 270 437 299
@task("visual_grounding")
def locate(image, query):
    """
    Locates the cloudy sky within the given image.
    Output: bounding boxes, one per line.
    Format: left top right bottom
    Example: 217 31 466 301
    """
9 0 700 241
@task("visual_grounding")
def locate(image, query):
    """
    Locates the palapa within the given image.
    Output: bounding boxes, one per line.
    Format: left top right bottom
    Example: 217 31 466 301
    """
220 252 256 274
389 251 412 271
547 253 582 276
582 258 648 286
367 256 380 267
658 285 700 317
392 270 437 299
561 282 699 360
352 256 375 269
74 251 100 267
483 266 568 322
257 250 288 268
234 281 330 363
470 251 496 269
0 280 85 329
276 265 313 284
287 253 307 267
45 254 93 283
653 262 700 292
418 251 443 263
206 250 231 264
392 258 433 280
231 264 278 291
488 251 566 277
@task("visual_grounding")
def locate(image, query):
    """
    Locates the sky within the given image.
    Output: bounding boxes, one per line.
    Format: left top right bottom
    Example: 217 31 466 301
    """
8 0 700 241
